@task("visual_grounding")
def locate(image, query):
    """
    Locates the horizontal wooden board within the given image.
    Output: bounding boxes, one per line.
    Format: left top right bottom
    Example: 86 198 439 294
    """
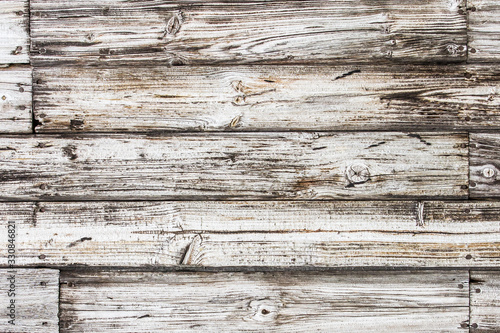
3 200 500 268
33 65 500 132
0 66 32 133
470 133 500 198
0 0 29 64
59 270 469 332
470 271 500 332
30 0 467 66
0 269 59 333
468 0 500 63
0 133 468 200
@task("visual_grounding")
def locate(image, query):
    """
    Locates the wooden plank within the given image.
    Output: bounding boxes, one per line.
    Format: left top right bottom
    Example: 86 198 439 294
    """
468 0 500 63
470 133 500 198
470 271 500 332
0 133 468 201
0 269 59 333
0 0 29 64
33 64 500 132
0 66 32 133
60 270 469 332
3 200 500 268
30 0 467 66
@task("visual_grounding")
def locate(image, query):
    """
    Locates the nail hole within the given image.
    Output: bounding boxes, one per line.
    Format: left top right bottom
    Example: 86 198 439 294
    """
38 254 46 260
261 309 270 315
475 288 481 293
465 254 472 260
458 284 464 289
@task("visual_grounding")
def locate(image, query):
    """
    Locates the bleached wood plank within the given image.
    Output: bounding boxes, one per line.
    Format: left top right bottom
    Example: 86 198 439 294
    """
60 270 469 333
33 65 500 132
0 269 59 333
470 271 500 332
0 133 467 201
0 0 29 64
30 0 467 66
0 66 32 133
470 133 500 198
468 0 500 63
4 200 500 268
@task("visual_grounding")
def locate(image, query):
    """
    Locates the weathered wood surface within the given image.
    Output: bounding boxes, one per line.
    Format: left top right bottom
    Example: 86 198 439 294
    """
0 133 468 200
0 0 29 64
59 270 469 332
2 200 500 268
30 0 467 66
0 269 59 333
470 133 500 198
470 271 500 332
0 67 32 133
468 0 500 63
33 65 500 132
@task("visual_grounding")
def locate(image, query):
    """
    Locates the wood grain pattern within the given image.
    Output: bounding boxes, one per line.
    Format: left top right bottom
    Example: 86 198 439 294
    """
33 65 500 132
2 200 499 268
0 133 468 201
0 0 29 64
470 133 500 198
470 271 500 332
0 66 32 133
59 270 469 332
30 0 467 66
0 269 59 333
468 0 500 63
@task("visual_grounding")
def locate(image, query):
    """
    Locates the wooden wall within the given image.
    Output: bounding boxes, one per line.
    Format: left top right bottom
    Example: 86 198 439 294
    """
1 0 500 331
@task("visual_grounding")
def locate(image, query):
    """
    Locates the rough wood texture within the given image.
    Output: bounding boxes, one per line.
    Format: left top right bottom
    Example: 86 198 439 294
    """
468 0 500 63
0 269 59 333
30 0 467 66
0 0 29 64
2 200 499 268
33 65 500 132
0 66 32 133
470 271 500 332
0 133 468 201
59 270 469 332
470 133 500 198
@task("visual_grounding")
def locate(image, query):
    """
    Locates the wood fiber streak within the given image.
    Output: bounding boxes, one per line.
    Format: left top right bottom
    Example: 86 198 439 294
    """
470 133 500 198
2 201 499 268
0 133 468 201
30 0 467 66
468 0 500 63
470 271 500 332
0 0 29 64
59 271 469 332
0 269 59 333
0 66 32 133
33 65 500 132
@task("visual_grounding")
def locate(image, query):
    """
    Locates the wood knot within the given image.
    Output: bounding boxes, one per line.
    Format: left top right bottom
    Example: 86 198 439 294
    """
246 299 281 322
482 166 497 179
345 164 370 184
166 15 182 35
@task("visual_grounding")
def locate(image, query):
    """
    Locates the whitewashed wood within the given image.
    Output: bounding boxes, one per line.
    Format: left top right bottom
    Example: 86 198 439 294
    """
33 65 500 132
470 271 500 332
30 0 467 66
470 133 500 198
0 133 468 200
468 0 500 63
0 0 29 64
59 270 469 332
0 66 32 133
2 200 500 268
0 269 59 333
